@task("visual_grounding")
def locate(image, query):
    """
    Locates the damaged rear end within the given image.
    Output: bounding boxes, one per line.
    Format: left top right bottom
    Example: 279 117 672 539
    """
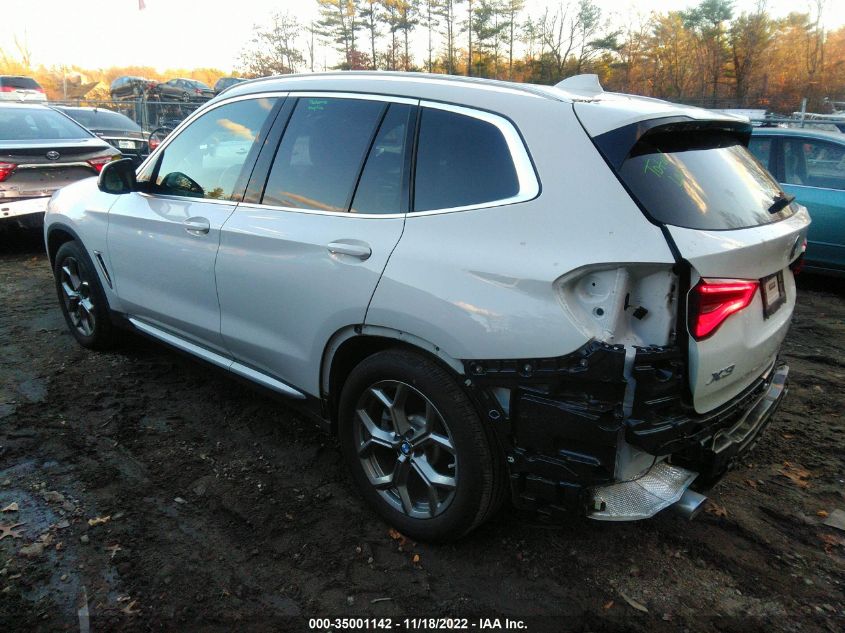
492 97 808 521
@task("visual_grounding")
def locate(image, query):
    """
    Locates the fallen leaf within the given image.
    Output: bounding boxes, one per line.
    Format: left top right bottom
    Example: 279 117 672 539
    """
1 502 18 513
0 522 25 541
781 433 795 440
121 599 140 616
412 554 420 564
705 500 728 518
744 479 757 489
387 528 411 547
603 600 614 610
778 464 811 488
619 590 648 613
87 515 111 527
105 543 122 560
820 533 845 554
817 510 829 518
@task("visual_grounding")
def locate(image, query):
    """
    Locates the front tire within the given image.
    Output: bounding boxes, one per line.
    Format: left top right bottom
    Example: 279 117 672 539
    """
53 240 116 350
338 349 506 542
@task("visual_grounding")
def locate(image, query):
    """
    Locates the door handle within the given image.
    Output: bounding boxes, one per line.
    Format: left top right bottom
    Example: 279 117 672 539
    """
327 241 372 261
183 217 210 235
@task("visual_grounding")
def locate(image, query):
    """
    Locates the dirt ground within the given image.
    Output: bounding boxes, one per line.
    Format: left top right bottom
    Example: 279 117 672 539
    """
0 228 843 633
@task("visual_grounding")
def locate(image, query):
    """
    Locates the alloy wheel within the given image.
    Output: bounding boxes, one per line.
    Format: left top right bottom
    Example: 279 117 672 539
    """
354 380 458 519
59 257 96 337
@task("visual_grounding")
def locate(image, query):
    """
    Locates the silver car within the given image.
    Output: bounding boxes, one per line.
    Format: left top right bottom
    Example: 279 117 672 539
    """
44 72 809 541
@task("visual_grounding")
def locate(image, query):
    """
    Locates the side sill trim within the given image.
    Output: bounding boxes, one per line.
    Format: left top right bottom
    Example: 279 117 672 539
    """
128 318 306 400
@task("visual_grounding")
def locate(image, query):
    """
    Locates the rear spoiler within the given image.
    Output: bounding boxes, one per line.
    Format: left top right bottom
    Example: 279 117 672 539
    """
592 116 753 170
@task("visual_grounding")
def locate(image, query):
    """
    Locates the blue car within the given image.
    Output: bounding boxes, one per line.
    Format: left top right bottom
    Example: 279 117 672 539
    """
749 127 845 275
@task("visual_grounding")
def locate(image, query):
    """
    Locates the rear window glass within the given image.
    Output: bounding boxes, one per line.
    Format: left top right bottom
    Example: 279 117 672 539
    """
0 108 91 141
1 76 40 90
62 109 141 132
618 131 793 230
413 108 519 212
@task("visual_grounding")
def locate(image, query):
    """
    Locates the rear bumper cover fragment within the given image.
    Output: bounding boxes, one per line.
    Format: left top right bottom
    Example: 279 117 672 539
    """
0 196 49 229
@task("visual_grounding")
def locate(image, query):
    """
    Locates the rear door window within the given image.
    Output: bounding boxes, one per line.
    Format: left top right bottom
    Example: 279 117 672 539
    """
350 103 414 214
748 136 774 173
783 138 845 190
413 107 519 212
262 97 386 212
617 131 792 230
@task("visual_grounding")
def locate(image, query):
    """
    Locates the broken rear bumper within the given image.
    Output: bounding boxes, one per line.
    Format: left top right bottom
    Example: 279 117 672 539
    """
464 343 788 519
670 363 788 485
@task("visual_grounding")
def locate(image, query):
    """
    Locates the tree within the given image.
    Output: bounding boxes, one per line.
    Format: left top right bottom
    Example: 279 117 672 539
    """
502 0 525 79
360 0 382 70
396 0 419 71
471 0 508 77
729 2 772 104
238 12 305 77
681 0 734 104
422 0 440 72
317 0 360 68
435 0 464 74
466 0 474 75
381 0 401 70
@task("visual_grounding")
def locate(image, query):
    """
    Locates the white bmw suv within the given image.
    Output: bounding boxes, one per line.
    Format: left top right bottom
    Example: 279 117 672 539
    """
44 72 809 541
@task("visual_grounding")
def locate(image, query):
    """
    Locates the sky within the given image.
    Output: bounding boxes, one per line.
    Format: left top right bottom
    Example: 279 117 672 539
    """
4 0 845 73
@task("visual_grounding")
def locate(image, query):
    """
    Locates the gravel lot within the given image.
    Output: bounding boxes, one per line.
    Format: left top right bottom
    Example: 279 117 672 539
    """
1 228 843 632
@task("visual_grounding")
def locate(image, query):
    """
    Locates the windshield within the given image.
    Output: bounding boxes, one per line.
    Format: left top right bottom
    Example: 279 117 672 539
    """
618 131 795 230
0 107 92 141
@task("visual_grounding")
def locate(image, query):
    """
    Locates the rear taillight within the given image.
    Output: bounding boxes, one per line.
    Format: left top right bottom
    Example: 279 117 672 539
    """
790 239 808 276
0 162 16 181
0 87 15 92
195 88 201 95
35 87 45 93
689 279 759 340
149 137 160 151
87 155 116 173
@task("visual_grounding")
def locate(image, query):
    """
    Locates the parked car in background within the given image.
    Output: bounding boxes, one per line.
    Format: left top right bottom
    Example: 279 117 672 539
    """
213 76 246 95
749 127 845 275
53 106 149 166
44 73 807 541
0 103 119 229
155 78 214 103
0 76 47 102
109 76 158 101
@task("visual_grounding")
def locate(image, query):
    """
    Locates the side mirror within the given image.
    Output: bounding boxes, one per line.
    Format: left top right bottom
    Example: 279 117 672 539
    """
98 158 137 194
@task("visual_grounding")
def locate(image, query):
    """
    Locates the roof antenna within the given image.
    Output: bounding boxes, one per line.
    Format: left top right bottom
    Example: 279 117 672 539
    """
555 74 604 97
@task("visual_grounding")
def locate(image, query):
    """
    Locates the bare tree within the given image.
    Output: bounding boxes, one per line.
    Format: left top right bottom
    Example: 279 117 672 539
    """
238 13 305 77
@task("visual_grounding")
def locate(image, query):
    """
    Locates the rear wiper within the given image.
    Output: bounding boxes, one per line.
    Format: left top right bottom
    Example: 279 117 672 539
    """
768 193 795 214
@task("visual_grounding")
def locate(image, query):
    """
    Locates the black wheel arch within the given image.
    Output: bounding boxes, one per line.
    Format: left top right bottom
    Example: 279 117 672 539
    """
46 223 84 267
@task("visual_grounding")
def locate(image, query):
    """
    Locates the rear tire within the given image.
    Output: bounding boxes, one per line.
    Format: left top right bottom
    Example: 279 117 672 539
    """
53 240 116 350
338 349 506 542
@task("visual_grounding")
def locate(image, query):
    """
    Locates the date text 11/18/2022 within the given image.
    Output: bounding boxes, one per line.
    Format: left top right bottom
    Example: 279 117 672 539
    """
308 618 528 630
